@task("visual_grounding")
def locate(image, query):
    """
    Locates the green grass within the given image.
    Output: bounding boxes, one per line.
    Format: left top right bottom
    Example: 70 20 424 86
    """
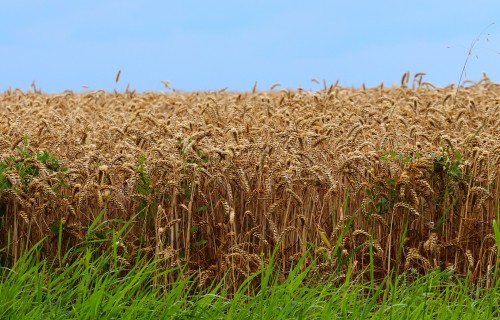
1 240 499 320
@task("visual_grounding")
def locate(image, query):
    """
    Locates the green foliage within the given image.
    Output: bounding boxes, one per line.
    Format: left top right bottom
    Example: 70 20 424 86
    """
379 148 465 182
0 239 499 319
380 150 412 164
195 204 209 213
429 149 465 181
36 149 65 172
135 154 150 197
134 154 154 219
0 137 66 194
0 162 11 191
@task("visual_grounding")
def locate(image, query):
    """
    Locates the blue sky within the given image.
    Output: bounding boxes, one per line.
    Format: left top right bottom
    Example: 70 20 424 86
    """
1 1 499 92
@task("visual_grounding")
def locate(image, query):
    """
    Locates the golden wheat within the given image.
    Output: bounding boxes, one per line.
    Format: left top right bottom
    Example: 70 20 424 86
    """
0 73 498 289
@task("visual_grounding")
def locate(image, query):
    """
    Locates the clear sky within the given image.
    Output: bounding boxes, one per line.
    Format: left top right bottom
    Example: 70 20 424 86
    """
1 1 499 92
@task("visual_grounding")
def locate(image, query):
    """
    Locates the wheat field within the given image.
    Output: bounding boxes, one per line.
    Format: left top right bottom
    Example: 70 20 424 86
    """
0 73 499 289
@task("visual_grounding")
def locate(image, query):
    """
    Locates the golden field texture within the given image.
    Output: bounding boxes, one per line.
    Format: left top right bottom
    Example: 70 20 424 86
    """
0 74 499 289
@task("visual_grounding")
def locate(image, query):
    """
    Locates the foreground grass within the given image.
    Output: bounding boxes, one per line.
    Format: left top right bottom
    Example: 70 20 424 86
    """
1 243 499 320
